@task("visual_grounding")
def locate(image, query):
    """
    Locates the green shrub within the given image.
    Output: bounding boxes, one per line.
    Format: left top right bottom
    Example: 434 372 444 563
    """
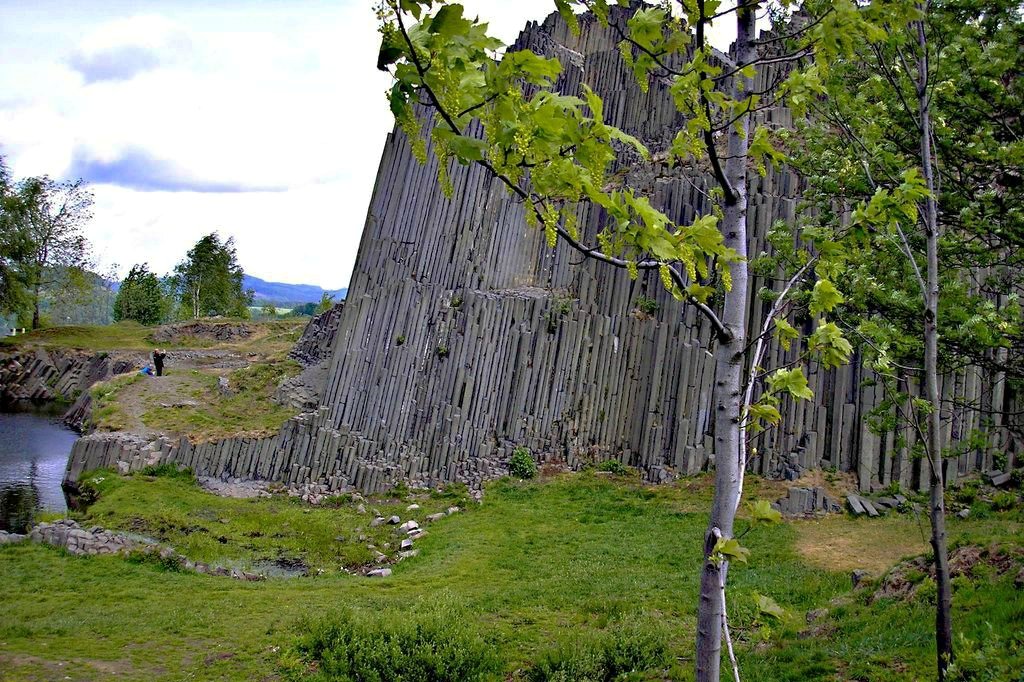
947 627 1024 682
125 548 185 572
137 464 194 481
992 450 1008 471
527 618 669 682
596 460 629 476
509 447 537 480
991 491 1017 511
288 608 501 681
634 295 659 315
953 481 979 505
1011 468 1024 489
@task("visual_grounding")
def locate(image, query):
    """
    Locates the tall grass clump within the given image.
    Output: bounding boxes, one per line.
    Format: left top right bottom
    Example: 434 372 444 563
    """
509 446 537 480
286 605 502 681
526 616 671 681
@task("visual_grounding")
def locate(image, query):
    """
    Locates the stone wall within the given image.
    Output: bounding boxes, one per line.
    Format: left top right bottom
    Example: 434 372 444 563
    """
64 406 506 494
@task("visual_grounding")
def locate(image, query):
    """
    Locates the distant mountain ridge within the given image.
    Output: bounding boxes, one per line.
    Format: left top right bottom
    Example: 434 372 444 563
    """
243 275 347 306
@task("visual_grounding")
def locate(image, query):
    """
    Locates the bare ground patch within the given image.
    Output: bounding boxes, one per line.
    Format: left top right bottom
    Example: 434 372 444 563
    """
793 513 931 575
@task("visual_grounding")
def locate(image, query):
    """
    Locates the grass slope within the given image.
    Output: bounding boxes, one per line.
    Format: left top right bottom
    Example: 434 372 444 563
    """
0 319 306 353
1 471 1021 681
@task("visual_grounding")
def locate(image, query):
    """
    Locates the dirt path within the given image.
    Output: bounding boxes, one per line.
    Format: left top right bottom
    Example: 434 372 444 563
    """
98 349 255 436
114 372 210 435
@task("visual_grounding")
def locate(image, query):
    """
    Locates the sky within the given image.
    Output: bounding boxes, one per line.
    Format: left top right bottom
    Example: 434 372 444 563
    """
0 1 737 290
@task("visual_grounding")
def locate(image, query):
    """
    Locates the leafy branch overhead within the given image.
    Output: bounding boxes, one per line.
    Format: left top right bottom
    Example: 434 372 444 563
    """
375 3 872 680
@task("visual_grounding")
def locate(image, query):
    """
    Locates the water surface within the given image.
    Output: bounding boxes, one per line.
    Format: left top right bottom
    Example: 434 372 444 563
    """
0 411 78 531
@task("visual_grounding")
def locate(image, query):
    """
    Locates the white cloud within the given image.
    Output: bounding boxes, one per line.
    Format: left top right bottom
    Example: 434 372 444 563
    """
0 0 737 290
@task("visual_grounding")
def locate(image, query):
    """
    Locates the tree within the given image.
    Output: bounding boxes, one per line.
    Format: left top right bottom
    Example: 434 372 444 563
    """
375 2 868 679
315 292 335 314
0 156 32 317
289 302 319 317
172 233 252 320
16 176 94 329
114 264 169 325
260 303 279 319
797 0 1023 677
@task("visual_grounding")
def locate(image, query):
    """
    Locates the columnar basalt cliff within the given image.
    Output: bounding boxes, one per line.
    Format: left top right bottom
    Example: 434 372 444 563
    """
64 7 1016 493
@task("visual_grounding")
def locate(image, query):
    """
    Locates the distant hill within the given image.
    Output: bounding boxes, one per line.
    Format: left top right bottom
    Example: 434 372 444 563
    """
243 275 347 307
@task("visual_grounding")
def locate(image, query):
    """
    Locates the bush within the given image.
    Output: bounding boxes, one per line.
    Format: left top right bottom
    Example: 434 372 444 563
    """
991 491 1017 511
509 447 537 480
953 481 980 505
288 608 501 682
634 295 659 315
596 460 629 476
526 618 670 682
138 463 194 481
125 547 185 572
947 627 1024 681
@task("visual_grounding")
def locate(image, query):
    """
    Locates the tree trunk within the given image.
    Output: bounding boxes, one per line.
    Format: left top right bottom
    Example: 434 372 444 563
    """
31 279 41 330
916 10 954 679
695 6 755 681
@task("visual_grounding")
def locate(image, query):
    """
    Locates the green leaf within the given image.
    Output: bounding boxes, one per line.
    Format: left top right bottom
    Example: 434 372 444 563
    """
773 317 798 352
810 279 844 317
554 0 580 35
745 401 781 433
608 127 650 160
399 0 424 20
711 536 749 565
429 4 471 37
808 321 853 369
448 134 487 163
766 367 814 401
749 499 783 525
686 283 716 304
754 593 786 620
377 45 402 71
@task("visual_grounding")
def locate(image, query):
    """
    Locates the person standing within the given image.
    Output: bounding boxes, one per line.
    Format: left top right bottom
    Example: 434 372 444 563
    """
153 348 166 377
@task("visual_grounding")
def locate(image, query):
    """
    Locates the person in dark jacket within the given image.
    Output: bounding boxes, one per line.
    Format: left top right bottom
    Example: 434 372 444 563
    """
153 349 166 377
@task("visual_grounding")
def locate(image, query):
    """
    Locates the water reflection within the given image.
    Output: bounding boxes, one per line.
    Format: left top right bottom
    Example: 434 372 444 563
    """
0 483 39 533
0 411 78 531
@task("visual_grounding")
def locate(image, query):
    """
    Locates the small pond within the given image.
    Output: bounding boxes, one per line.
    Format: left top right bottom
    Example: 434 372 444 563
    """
0 410 78 532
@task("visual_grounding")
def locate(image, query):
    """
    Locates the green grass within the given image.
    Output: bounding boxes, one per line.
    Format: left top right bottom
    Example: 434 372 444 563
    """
1 472 1021 681
78 468 471 572
88 373 141 431
138 359 303 439
0 318 306 353
0 320 162 351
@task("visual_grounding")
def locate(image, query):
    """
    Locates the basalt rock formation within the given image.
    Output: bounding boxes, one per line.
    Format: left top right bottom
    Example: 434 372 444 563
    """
0 348 140 430
311 6 1013 492
65 6 1015 493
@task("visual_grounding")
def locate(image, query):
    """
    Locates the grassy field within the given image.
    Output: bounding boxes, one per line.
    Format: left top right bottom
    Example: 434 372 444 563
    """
0 319 306 353
52 319 308 440
1 470 1021 681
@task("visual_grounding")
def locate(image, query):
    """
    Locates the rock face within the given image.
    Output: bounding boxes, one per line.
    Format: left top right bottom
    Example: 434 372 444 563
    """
289 303 345 368
59 6 1017 495
0 348 139 429
305 7 1014 491
272 304 346 410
